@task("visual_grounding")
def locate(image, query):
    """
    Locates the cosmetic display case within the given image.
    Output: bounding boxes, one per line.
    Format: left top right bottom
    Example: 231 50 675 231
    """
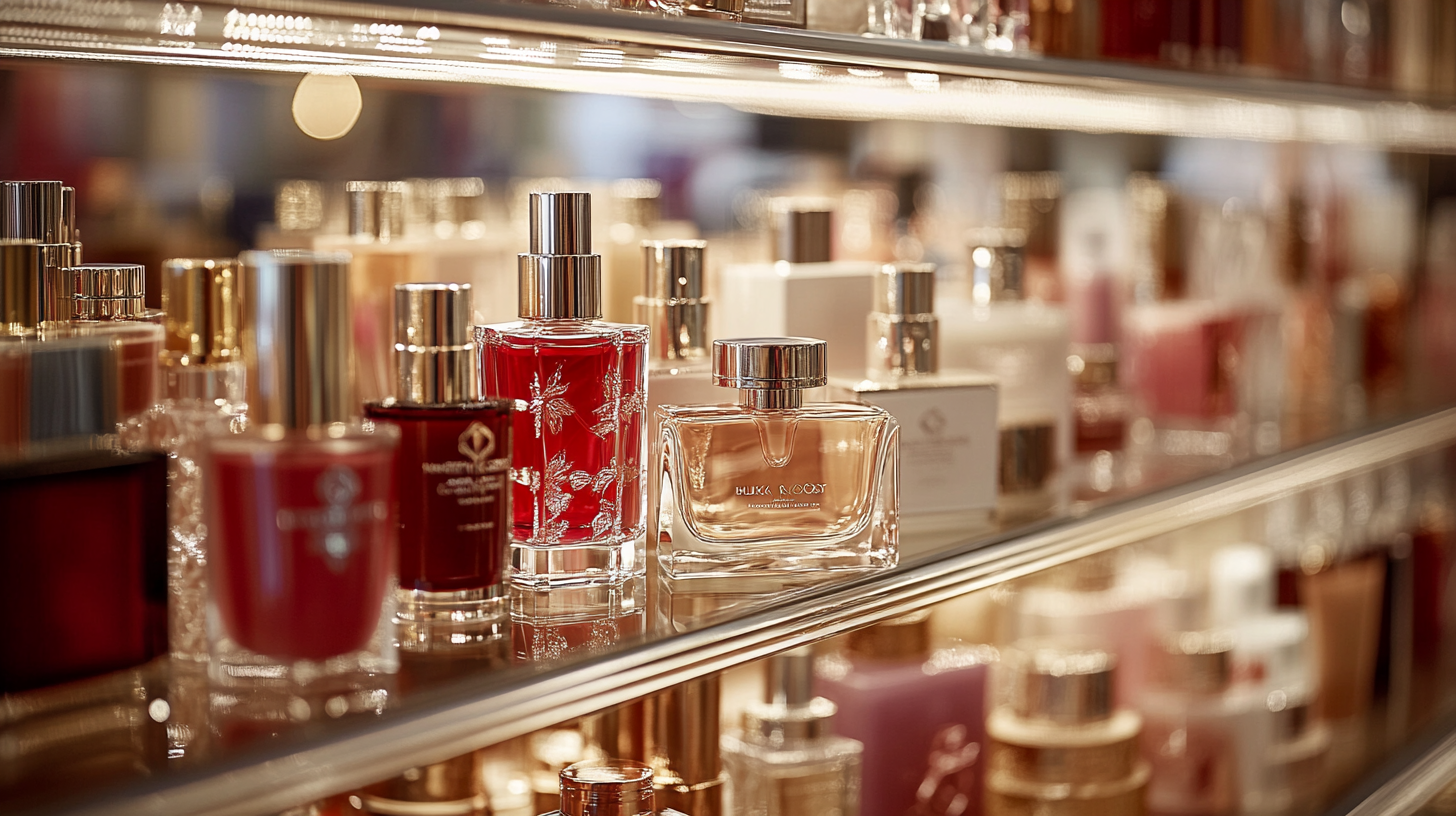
8 2 1456 815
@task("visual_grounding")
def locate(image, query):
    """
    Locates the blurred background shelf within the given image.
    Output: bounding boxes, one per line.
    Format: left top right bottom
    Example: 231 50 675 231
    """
23 406 1456 816
6 0 1456 148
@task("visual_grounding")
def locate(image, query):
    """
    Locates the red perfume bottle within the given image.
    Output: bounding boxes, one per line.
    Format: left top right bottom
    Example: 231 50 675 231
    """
476 192 648 587
364 282 513 649
203 250 400 721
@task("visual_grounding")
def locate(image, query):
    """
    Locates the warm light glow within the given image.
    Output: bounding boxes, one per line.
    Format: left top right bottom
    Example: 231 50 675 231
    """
291 72 362 140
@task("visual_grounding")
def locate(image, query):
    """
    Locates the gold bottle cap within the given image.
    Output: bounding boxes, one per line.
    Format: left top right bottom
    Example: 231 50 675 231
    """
1008 643 1117 725
160 258 242 365
0 240 43 334
772 199 833 264
72 263 146 321
393 282 476 406
559 760 655 816
637 240 709 364
1158 630 1235 695
362 752 485 809
519 192 602 320
238 249 353 429
966 227 1027 304
846 610 932 662
649 675 722 789
346 180 406 242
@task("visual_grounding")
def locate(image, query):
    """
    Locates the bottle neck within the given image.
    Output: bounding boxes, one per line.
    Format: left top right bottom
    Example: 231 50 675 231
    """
740 389 803 410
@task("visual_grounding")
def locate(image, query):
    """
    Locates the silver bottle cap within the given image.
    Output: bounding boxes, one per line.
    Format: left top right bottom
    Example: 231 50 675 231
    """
559 760 656 816
773 199 833 264
967 227 1026 304
72 263 146 321
160 258 242 365
714 337 825 409
1009 644 1117 725
393 282 476 406
870 262 938 377
637 240 709 363
238 249 354 429
519 191 602 320
744 648 838 743
347 181 406 241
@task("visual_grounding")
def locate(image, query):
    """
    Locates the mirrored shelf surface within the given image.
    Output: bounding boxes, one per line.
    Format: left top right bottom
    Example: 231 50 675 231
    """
4 0 1456 148
8 405 1456 816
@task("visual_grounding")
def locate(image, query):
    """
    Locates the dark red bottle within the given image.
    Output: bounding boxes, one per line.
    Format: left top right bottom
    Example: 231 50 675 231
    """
365 283 513 648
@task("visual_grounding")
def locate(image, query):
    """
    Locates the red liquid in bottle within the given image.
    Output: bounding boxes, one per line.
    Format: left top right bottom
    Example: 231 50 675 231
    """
363 402 513 593
477 323 647 549
207 433 397 662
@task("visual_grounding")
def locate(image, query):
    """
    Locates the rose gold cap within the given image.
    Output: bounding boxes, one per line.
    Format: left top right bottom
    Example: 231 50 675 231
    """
238 249 353 429
559 760 655 816
1158 630 1235 695
846 611 932 662
160 258 242 365
1008 644 1117 725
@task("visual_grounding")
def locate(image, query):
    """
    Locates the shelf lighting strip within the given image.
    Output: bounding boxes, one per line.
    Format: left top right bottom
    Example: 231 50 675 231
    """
3 0 1456 148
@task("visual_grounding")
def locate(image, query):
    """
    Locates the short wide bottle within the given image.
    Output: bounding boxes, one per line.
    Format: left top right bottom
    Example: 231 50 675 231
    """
656 337 899 584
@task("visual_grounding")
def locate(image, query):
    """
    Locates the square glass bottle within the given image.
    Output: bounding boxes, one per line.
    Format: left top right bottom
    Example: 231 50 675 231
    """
364 283 514 651
657 337 899 584
476 191 649 588
829 262 998 550
721 649 863 816
203 250 400 723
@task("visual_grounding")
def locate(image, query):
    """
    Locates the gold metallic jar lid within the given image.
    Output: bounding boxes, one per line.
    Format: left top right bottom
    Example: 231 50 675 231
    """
72 263 146 321
846 610 932 662
1008 643 1117 725
1158 630 1235 695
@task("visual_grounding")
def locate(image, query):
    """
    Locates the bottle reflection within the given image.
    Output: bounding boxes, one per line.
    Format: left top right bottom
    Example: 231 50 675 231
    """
511 578 647 665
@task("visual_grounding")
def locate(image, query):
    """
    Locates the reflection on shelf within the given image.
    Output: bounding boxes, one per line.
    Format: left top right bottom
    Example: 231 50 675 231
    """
5 0 1456 147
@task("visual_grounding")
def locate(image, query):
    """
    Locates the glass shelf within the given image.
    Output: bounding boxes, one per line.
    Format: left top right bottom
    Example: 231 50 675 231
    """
4 0 1456 148
9 405 1456 816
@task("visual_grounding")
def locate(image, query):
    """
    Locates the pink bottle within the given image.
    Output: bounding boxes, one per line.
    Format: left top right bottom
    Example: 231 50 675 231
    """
814 612 991 816
476 192 648 588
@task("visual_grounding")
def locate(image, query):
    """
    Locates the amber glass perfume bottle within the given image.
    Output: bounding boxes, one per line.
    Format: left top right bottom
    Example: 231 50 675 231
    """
365 283 513 649
203 250 400 721
721 649 863 816
477 191 649 588
657 337 899 584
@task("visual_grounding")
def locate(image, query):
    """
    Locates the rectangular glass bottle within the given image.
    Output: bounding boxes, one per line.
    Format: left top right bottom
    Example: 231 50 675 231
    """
364 283 513 651
829 262 998 550
203 250 400 723
721 649 863 816
657 337 899 585
476 191 649 588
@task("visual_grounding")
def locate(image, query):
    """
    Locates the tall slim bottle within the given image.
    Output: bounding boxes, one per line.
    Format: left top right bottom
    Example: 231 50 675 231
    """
476 191 649 587
203 250 400 721
365 283 513 650
121 257 247 665
638 240 718 433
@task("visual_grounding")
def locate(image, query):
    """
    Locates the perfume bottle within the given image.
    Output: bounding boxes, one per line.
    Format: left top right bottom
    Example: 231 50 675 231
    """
828 262 997 548
364 283 513 649
605 179 663 324
984 643 1150 816
0 448 167 692
120 257 247 665
203 250 400 720
355 752 489 816
657 337 899 584
648 675 728 816
638 240 718 436
401 177 520 327
1064 228 1132 500
539 760 690 816
331 181 413 406
1140 631 1265 816
813 612 992 816
939 229 1070 522
717 200 881 380
476 191 649 587
721 649 863 816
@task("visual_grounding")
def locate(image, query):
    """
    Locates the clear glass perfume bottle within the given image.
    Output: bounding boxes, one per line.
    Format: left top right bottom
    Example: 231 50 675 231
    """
721 649 863 816
203 250 400 722
984 643 1149 816
939 229 1070 522
717 200 882 380
539 760 689 816
476 191 649 588
121 257 247 666
363 283 513 651
814 612 992 816
657 337 899 584
829 262 997 550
